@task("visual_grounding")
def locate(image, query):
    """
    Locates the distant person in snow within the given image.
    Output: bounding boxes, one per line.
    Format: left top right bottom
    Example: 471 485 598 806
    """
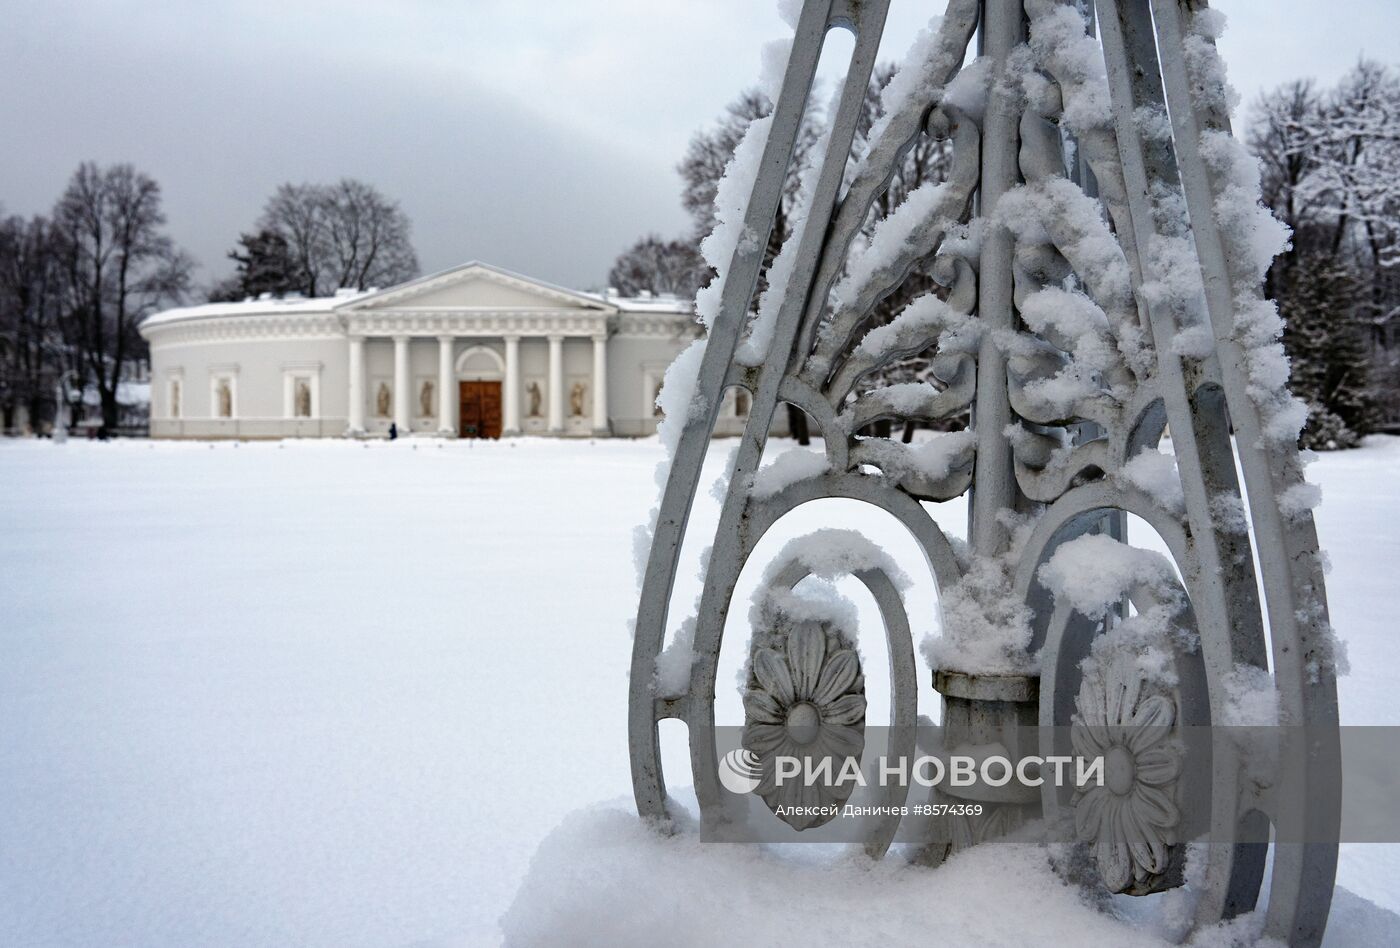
388 422 398 441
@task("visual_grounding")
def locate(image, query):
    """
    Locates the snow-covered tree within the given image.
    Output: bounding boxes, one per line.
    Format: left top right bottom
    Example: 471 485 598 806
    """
1279 252 1372 449
1248 60 1400 443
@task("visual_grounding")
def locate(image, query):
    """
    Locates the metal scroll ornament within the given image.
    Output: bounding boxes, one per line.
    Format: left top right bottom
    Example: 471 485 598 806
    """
629 1 1341 944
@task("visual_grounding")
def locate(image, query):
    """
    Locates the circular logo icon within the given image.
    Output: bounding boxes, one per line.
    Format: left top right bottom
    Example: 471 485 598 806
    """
717 748 763 794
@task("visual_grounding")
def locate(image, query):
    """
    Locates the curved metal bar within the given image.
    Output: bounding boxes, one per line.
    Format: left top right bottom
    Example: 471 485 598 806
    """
685 472 962 830
793 0 982 367
806 113 981 384
1147 3 1340 938
629 0 886 822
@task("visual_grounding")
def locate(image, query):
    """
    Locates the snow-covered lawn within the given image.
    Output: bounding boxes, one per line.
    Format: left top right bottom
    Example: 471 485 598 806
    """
1 435 1397 946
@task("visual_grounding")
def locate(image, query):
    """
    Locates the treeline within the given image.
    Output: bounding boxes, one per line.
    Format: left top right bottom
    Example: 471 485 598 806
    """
0 168 417 434
1252 61 1400 447
615 60 1400 450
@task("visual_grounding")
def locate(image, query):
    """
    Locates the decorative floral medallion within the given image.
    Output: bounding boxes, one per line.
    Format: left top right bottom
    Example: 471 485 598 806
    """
742 621 866 830
1071 648 1182 895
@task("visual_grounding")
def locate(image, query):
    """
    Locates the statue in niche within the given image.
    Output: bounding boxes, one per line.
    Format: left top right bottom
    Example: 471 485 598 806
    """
570 382 587 417
527 381 542 418
216 379 232 418
376 382 391 418
653 381 664 417
295 379 312 418
170 380 181 419
420 379 434 417
734 389 750 417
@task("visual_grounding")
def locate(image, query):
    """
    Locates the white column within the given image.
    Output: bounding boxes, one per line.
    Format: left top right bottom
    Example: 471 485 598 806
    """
546 334 564 434
393 335 410 433
503 335 521 435
347 335 365 435
437 336 455 436
591 334 609 435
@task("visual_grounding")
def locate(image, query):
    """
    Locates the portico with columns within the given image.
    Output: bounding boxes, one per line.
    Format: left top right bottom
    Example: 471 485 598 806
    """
340 262 617 439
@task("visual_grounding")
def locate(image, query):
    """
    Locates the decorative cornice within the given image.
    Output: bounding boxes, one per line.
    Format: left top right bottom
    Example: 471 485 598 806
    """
146 309 633 347
616 313 702 339
145 313 343 348
337 261 617 314
343 310 612 338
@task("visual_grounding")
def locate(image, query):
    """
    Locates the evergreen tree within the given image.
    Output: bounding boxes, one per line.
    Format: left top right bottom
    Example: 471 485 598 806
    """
212 229 301 301
1279 251 1374 449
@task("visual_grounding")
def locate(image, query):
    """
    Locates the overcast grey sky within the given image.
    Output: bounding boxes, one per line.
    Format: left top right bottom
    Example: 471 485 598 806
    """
3 0 1398 293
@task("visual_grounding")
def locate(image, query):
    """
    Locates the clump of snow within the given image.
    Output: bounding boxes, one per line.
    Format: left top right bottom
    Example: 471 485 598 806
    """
1279 480 1322 521
738 98 835 366
654 617 697 699
1218 662 1283 787
922 510 1038 674
1208 491 1250 535
859 429 976 486
855 292 980 361
1079 603 1191 692
761 528 912 590
1170 324 1215 359
1116 449 1186 516
750 446 830 499
941 218 984 262
694 115 773 333
758 39 792 104
1181 10 1241 118
995 180 1131 310
1015 286 1125 416
653 338 709 460
1219 663 1280 728
939 56 994 122
1038 533 1179 621
1198 131 1291 283
1174 12 1312 447
993 178 1149 377
832 182 951 310
865 14 949 147
776 0 803 29
751 577 861 638
1024 0 1112 132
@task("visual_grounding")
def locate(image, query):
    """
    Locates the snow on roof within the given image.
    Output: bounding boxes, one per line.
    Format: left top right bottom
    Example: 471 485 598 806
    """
140 262 693 333
139 292 358 330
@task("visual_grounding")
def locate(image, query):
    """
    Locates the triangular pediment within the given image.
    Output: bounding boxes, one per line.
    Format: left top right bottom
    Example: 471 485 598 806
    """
338 262 613 312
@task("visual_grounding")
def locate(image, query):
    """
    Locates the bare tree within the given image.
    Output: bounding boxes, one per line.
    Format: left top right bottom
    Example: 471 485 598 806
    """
607 234 706 299
255 179 419 298
0 212 65 431
51 162 191 432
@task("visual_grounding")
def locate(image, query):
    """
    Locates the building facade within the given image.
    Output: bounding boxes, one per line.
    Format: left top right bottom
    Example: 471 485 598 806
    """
140 262 759 439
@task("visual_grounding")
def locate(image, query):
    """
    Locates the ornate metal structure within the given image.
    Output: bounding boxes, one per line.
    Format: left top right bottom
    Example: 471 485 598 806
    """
630 0 1341 943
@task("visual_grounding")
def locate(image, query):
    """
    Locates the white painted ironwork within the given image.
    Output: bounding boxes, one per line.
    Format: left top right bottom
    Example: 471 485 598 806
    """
629 1 1341 943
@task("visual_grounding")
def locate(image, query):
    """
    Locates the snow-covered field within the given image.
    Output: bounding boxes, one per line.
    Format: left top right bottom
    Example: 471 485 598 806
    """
1 435 1397 946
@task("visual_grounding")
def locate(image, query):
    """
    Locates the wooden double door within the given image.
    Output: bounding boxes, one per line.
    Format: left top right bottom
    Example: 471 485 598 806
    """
459 381 502 439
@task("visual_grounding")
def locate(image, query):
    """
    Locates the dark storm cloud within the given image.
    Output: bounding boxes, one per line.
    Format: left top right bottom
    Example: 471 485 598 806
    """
1 0 1397 293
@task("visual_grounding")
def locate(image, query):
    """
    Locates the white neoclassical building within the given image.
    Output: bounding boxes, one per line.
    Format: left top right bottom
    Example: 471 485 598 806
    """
140 261 761 440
